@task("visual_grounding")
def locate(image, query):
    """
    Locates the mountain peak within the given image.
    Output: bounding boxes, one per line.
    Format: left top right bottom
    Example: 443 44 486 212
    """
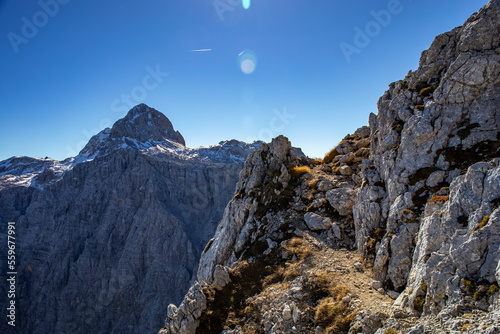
110 104 186 146
77 105 185 160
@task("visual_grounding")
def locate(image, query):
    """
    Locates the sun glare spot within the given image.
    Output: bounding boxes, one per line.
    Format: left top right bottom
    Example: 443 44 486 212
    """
238 50 257 75
242 0 251 10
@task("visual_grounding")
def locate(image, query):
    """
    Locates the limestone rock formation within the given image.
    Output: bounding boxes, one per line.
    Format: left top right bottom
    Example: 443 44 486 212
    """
159 1 500 333
160 130 372 334
354 0 500 324
0 104 262 334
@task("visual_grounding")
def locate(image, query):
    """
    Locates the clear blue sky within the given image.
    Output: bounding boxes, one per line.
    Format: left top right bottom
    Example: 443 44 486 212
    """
0 0 488 160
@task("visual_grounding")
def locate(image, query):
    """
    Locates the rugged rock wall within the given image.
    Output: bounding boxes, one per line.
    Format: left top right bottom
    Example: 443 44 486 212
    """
0 105 260 334
160 1 500 333
161 136 300 333
160 132 373 334
354 0 500 320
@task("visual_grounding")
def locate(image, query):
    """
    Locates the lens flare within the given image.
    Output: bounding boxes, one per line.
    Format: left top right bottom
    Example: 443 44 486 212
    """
242 0 251 10
238 50 257 75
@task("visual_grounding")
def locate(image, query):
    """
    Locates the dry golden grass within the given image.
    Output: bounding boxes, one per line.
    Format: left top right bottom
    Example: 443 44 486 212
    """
283 262 302 281
315 297 343 325
280 238 312 281
263 238 312 286
429 195 449 203
312 271 349 297
312 271 353 332
290 165 312 178
477 215 490 230
461 323 473 331
384 328 400 334
284 237 311 261
308 179 320 190
310 158 324 166
323 148 339 164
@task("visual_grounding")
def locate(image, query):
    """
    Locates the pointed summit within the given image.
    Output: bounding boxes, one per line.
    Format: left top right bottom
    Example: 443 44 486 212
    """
110 104 185 146
78 104 186 160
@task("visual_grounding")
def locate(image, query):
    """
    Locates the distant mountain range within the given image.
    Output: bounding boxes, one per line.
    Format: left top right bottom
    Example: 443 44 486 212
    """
0 104 304 333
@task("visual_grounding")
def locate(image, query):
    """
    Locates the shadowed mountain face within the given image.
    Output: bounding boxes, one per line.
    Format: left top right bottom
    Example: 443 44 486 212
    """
0 104 262 334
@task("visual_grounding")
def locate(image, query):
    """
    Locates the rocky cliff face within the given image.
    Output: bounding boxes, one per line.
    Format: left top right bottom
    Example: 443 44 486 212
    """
160 1 500 333
0 104 262 334
357 0 500 320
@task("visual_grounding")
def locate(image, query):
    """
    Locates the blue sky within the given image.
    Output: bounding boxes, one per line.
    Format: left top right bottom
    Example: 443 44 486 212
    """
0 0 488 160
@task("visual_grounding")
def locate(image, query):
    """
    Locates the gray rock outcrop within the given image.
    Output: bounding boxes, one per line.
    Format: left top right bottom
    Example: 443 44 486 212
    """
161 135 300 334
353 0 500 323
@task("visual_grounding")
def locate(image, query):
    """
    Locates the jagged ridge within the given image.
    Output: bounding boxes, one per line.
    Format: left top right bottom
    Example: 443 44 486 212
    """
160 1 500 333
